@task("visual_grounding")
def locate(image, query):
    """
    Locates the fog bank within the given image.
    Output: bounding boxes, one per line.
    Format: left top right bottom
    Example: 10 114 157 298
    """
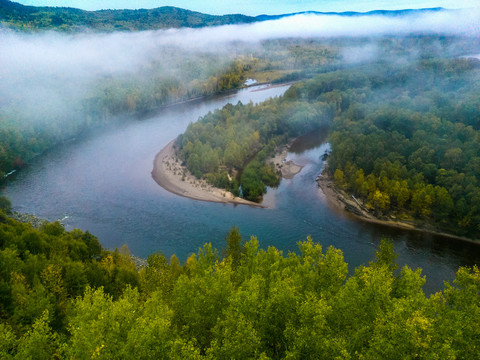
1 8 479 131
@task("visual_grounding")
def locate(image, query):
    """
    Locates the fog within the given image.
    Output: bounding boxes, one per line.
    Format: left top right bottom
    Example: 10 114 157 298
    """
1 8 479 134
180 8 480 45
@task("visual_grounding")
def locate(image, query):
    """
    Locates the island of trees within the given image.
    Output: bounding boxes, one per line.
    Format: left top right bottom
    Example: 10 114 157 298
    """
175 97 333 201
0 212 479 359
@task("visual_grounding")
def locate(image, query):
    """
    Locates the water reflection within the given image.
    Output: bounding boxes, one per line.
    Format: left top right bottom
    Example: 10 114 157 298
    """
289 126 330 154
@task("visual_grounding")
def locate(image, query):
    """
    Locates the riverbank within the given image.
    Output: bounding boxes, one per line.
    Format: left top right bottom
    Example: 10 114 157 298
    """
317 167 479 245
152 139 304 208
138 81 297 120
152 140 266 208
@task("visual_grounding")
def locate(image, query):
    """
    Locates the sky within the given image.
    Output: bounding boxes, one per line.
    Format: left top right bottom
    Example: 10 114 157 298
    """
14 0 479 16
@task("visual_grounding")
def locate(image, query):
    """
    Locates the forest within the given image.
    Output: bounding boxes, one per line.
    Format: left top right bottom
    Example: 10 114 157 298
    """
0 0 257 31
176 55 480 237
319 59 480 238
0 212 479 359
175 95 333 201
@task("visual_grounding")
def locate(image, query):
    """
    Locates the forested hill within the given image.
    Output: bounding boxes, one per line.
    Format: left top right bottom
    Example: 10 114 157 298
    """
0 0 256 31
0 0 447 32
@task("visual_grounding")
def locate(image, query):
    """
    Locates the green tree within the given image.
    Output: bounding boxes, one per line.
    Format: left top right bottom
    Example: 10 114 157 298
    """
223 226 243 270
373 238 398 272
334 168 346 188
0 323 16 359
124 292 174 359
15 310 60 360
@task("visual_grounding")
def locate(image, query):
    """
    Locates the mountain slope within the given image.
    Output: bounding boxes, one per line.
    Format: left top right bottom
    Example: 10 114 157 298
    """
0 0 256 31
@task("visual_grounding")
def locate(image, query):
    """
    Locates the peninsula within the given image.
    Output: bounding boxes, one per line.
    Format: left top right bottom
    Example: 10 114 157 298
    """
152 139 303 207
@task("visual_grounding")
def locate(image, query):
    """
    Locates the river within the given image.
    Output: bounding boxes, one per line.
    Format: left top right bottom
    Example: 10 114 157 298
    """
2 84 479 294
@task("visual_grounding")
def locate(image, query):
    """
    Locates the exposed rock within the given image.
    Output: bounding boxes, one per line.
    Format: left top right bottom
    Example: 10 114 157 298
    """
10 212 48 228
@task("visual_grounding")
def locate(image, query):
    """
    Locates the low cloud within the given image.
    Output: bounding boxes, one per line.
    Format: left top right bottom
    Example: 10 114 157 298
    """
1 8 479 129
152 8 480 48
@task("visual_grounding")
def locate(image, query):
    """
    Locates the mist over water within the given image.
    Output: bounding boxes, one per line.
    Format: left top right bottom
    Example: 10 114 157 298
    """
2 8 480 127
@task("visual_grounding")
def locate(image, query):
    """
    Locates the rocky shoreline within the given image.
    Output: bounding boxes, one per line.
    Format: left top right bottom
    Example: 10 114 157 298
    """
268 145 304 180
9 212 49 228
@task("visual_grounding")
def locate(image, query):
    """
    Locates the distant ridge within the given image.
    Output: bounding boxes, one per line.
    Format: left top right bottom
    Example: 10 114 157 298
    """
256 7 445 21
0 0 447 32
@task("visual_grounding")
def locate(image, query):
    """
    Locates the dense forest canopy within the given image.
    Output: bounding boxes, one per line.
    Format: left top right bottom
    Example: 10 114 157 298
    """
1 214 479 359
319 59 480 237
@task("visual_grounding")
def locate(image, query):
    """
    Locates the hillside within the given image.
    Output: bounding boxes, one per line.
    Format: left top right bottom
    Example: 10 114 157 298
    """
0 0 256 31
0 0 447 32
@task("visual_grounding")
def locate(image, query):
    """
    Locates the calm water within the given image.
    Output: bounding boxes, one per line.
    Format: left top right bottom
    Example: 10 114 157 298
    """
3 84 480 293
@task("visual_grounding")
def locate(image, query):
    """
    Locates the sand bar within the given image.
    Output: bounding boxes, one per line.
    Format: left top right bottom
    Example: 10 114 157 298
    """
152 140 266 208
269 146 304 179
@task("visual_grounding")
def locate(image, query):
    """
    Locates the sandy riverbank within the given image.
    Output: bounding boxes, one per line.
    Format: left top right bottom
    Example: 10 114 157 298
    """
316 168 479 244
269 146 304 179
152 140 266 207
251 81 298 92
152 139 304 208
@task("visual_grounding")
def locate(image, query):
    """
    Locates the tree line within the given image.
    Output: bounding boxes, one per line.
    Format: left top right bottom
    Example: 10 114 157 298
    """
0 1 256 32
0 214 479 359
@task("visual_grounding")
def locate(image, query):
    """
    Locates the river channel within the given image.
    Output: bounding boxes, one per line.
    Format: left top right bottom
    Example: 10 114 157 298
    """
2 84 479 294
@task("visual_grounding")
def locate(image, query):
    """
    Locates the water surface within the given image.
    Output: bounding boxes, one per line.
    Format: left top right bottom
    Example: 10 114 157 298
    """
3 84 479 294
